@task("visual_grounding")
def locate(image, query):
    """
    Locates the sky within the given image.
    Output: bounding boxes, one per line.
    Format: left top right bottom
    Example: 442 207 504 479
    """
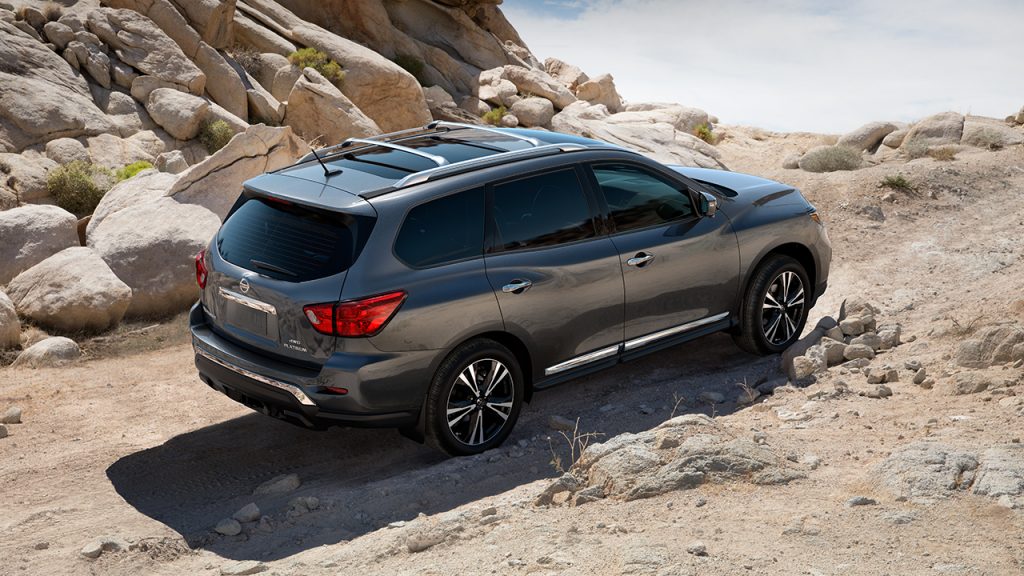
502 0 1024 133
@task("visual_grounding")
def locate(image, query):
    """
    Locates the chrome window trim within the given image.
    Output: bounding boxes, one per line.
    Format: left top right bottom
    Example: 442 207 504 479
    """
623 312 730 351
218 288 278 316
194 344 316 407
544 344 621 376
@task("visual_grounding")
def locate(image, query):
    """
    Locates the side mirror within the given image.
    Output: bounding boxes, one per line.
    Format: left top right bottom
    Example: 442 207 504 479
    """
698 191 718 217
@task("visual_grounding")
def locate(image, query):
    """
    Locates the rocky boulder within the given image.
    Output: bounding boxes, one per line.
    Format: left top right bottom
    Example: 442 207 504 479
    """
544 57 588 91
86 170 177 238
575 73 623 114
45 138 90 165
609 103 709 135
547 414 802 504
901 111 965 150
89 197 221 317
146 88 210 140
168 125 305 219
0 20 116 152
283 68 380 145
11 336 81 369
90 8 206 95
876 442 978 503
510 97 554 128
0 152 58 203
0 205 80 285
6 247 132 333
960 118 1024 150
837 121 898 153
955 324 1024 368
500 65 576 110
881 127 909 148
0 290 19 349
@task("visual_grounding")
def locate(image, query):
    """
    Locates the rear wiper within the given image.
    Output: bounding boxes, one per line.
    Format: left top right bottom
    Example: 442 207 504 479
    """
250 259 298 277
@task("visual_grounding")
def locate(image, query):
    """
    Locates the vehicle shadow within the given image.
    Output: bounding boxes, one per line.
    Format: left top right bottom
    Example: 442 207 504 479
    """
106 332 778 562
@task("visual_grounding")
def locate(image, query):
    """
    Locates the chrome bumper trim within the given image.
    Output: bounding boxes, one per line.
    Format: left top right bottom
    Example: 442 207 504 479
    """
218 288 277 316
623 312 730 351
194 344 316 406
544 344 621 376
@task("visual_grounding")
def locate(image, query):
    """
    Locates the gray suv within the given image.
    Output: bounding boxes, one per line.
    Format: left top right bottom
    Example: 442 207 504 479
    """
190 122 830 455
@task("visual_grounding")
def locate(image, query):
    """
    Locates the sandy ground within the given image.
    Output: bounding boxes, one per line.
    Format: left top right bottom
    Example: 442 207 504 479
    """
1 135 1022 575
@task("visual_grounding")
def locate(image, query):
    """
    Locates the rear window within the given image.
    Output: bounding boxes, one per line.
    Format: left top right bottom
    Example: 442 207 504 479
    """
394 187 484 268
217 197 373 282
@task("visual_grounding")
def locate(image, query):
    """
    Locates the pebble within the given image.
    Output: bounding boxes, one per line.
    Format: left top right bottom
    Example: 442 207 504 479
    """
253 473 300 495
233 503 261 523
753 431 768 444
257 516 273 533
220 560 267 575
846 496 877 507
801 454 822 469
843 344 875 360
79 537 127 559
698 391 725 404
548 415 576 432
865 385 893 399
1 406 21 424
694 496 707 507
0 423 7 439
481 506 497 517
215 518 242 536
905 359 922 371
913 367 927 385
686 541 708 556
33 542 49 550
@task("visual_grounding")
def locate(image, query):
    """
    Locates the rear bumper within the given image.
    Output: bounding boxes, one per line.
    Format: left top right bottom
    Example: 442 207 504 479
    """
189 302 423 429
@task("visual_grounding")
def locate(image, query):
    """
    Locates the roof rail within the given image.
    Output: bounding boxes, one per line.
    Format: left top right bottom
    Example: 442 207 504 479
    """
360 143 596 198
339 138 449 167
426 121 544 147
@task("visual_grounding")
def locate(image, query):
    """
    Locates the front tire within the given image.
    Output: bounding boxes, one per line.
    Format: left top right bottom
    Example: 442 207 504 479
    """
424 339 524 456
733 254 810 355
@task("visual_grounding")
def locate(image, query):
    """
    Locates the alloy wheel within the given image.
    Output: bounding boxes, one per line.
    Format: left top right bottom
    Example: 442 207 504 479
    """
761 270 805 346
445 358 515 446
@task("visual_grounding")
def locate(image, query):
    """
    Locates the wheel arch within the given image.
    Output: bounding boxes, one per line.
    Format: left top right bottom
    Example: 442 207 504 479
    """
737 242 817 316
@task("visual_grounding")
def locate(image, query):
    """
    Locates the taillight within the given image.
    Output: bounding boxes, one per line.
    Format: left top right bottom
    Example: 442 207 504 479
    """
303 291 407 337
195 249 208 289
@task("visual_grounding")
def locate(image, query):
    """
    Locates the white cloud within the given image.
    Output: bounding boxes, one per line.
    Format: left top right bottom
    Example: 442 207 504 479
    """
503 0 1024 132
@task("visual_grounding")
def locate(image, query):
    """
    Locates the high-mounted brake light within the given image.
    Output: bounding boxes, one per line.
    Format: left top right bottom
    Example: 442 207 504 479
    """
195 249 208 289
303 291 407 337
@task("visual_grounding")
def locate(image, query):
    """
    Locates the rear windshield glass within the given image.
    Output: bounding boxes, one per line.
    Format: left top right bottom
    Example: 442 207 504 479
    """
217 197 373 282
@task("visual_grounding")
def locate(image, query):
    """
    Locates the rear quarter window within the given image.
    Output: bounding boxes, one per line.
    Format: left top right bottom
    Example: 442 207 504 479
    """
217 197 372 281
394 187 485 268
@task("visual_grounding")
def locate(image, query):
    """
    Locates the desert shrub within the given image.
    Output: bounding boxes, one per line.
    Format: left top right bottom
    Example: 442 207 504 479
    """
47 161 114 216
393 54 427 86
798 145 862 173
694 123 714 144
41 2 63 22
199 120 234 154
115 161 153 181
228 44 262 79
288 47 345 86
481 106 507 126
928 146 957 161
879 174 913 192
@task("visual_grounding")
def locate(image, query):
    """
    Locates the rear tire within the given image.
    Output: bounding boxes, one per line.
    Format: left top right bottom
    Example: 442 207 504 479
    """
424 339 524 456
733 254 811 355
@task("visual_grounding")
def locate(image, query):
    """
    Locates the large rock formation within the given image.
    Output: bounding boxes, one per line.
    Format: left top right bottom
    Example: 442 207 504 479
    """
6 247 132 333
0 289 19 349
167 124 306 219
0 205 80 285
283 68 380 145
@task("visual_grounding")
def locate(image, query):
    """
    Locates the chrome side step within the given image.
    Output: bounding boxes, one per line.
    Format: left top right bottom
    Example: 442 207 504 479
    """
542 312 730 376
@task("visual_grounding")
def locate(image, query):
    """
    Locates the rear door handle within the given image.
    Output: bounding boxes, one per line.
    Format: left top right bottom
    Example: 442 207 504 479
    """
626 252 655 267
501 279 533 294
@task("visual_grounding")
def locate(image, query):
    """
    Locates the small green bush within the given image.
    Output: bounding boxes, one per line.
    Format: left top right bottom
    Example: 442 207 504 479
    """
393 54 427 86
798 145 862 173
47 161 114 216
199 120 235 154
288 47 345 86
694 123 714 144
482 106 507 126
228 44 262 79
879 174 913 192
928 146 957 161
115 161 153 181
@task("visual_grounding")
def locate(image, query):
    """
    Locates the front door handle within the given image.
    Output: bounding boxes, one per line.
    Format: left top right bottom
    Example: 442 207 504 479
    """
502 279 533 294
626 252 655 267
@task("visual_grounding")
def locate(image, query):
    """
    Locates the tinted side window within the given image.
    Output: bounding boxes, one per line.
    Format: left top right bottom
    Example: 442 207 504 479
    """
395 187 484 267
591 164 695 233
490 168 595 252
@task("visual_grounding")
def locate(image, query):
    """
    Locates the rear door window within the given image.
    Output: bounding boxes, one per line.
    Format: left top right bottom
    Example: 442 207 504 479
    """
217 197 372 281
489 168 596 252
394 187 485 267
